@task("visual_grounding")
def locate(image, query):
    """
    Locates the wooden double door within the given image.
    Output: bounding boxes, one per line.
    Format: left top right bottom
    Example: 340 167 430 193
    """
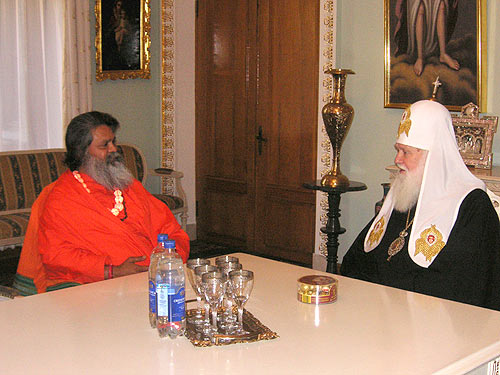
195 0 319 265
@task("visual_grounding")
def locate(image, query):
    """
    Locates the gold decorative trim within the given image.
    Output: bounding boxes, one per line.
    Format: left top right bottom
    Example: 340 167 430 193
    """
161 0 175 195
397 107 412 138
415 225 445 262
318 0 336 257
95 0 151 81
367 217 386 247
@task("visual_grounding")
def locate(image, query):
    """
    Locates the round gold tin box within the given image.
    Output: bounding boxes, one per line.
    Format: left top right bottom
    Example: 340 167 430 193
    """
297 275 337 304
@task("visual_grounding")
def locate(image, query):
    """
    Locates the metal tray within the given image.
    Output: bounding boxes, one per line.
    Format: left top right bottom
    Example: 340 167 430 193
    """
184 307 279 347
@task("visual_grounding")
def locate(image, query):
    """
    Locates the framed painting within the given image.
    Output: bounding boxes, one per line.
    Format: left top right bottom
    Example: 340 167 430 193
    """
95 0 151 81
384 0 486 111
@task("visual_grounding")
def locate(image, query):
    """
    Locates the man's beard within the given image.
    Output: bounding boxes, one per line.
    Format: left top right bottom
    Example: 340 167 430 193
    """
391 155 426 213
81 152 133 191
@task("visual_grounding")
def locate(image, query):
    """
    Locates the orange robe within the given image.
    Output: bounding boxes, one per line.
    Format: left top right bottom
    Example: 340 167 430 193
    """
16 170 189 293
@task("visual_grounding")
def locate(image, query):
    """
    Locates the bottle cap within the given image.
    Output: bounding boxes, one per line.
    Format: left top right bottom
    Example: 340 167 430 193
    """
164 239 176 248
157 233 168 242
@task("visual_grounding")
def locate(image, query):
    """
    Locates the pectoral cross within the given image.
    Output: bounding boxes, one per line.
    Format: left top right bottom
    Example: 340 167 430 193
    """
431 76 441 101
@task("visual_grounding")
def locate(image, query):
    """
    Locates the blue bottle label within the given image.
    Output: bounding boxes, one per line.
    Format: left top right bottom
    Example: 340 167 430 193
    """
168 287 185 323
157 283 170 317
149 280 156 314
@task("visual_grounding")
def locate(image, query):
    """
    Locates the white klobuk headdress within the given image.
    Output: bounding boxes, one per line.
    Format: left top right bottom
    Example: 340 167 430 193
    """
364 100 485 267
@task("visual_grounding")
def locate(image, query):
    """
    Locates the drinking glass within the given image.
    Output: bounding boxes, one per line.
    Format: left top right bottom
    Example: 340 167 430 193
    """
186 258 210 324
218 260 242 278
218 261 242 333
194 264 218 326
228 270 254 332
215 255 239 267
201 271 226 334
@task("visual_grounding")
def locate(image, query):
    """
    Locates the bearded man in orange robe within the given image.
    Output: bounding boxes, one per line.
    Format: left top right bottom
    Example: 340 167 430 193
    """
15 111 189 294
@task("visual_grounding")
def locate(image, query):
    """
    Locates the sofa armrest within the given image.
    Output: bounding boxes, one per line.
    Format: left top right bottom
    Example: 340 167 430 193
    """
150 168 184 179
148 168 188 230
0 285 21 299
149 169 185 197
148 168 187 212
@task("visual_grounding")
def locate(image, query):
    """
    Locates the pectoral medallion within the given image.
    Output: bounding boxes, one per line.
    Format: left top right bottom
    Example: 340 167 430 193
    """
387 210 414 262
387 231 407 261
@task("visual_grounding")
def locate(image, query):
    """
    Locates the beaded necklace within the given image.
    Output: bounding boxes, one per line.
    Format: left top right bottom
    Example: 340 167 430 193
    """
72 171 127 220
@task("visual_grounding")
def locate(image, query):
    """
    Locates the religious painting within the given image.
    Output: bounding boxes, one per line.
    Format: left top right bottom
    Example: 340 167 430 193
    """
384 0 486 111
95 0 151 81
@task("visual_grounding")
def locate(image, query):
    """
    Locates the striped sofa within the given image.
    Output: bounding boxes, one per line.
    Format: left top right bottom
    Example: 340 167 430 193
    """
0 144 187 249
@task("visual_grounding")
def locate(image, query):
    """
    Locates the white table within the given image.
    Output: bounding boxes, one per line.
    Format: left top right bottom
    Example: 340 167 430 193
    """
1 253 500 374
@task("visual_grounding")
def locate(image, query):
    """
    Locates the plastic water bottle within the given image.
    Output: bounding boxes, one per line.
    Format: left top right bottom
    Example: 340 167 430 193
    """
148 234 169 328
156 239 186 339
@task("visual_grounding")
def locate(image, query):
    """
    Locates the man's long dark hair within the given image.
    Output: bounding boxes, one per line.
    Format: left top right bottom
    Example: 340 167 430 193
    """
64 111 120 171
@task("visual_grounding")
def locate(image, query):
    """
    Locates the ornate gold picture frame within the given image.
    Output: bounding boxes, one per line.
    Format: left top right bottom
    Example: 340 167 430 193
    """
384 0 486 111
95 0 151 81
452 103 498 169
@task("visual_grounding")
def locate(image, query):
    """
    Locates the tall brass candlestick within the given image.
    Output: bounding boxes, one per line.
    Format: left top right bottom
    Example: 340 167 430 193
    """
321 69 355 188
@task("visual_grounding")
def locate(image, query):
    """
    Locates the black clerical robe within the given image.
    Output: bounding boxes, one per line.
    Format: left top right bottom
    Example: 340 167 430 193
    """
341 189 500 310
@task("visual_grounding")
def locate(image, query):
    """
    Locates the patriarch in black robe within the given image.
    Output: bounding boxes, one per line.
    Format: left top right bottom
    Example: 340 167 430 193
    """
341 100 500 310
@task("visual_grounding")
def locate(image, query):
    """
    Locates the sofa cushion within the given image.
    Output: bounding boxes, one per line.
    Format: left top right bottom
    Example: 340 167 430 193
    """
0 150 66 212
0 213 30 246
117 145 146 184
153 194 184 211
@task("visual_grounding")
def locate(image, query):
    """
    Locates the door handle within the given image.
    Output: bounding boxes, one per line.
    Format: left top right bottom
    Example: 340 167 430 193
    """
255 126 267 155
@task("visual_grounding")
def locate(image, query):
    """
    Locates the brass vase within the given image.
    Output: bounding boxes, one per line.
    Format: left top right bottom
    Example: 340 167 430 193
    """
321 69 355 188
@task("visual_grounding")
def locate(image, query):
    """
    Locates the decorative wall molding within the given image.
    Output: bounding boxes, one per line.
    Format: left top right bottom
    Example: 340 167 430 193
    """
316 0 337 257
161 0 175 195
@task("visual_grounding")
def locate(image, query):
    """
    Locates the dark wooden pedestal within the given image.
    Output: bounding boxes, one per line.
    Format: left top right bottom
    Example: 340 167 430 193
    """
303 180 367 274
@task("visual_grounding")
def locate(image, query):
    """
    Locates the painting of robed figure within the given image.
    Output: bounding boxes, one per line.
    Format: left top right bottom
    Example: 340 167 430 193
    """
95 0 151 81
384 0 485 111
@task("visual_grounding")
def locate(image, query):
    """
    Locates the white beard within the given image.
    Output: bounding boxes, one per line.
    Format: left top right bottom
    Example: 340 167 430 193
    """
82 152 133 191
391 156 426 213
